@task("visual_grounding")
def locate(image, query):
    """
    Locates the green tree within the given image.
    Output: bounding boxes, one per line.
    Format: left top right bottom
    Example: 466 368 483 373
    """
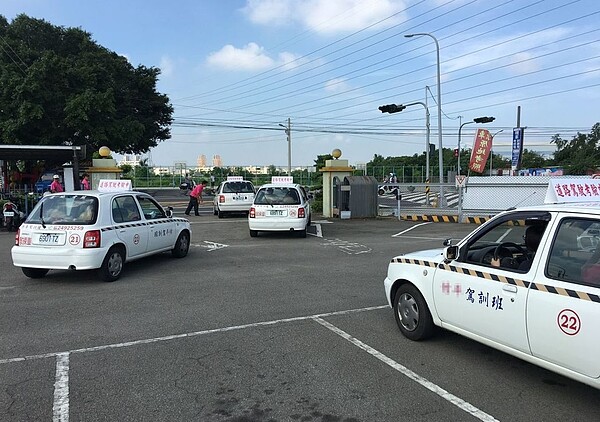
520 149 548 169
0 14 173 164
551 124 600 174
314 154 333 171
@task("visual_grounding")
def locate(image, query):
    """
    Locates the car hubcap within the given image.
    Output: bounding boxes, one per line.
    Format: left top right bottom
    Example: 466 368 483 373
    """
180 236 189 252
108 253 123 276
398 293 419 332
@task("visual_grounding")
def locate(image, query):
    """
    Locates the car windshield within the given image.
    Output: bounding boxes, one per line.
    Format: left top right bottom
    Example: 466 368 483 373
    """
222 181 254 194
27 195 99 225
254 187 301 205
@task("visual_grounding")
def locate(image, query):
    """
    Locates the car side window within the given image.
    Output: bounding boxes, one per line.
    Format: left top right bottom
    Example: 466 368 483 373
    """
547 217 600 286
113 196 141 223
137 196 166 220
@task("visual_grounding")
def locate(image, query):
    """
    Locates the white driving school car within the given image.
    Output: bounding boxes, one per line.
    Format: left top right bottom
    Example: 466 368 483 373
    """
11 180 191 282
384 178 600 389
212 176 255 218
248 177 311 238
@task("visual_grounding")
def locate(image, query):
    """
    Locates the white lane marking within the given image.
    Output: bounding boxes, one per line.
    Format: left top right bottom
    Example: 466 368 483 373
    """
308 223 322 238
0 305 388 365
52 353 69 422
312 220 333 224
313 318 499 422
392 222 431 237
200 240 229 251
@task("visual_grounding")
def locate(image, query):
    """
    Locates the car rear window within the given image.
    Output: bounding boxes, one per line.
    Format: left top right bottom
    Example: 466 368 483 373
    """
223 181 254 194
27 195 99 225
254 187 301 205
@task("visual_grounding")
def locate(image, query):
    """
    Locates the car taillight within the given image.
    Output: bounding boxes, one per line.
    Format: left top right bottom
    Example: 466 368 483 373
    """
298 207 305 218
249 207 255 218
83 230 101 248
219 195 225 203
14 229 20 246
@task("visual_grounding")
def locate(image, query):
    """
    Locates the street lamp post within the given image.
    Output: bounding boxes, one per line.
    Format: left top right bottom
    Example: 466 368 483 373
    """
279 118 292 176
490 129 504 176
405 32 444 206
457 116 495 175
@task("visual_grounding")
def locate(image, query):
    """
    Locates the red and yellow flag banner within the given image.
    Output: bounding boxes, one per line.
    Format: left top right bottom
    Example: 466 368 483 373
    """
469 129 492 173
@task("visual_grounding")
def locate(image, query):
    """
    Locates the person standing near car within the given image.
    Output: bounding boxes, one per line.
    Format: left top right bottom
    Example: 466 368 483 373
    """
185 180 207 216
80 173 91 190
50 175 63 193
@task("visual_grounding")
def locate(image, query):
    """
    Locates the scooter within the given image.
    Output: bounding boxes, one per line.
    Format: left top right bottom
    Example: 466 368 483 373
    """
2 200 21 232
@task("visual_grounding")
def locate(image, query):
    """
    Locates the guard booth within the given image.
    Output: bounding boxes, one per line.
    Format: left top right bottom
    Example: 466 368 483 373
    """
335 175 378 219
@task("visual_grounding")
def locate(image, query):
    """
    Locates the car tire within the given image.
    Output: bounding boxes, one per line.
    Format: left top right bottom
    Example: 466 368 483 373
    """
172 231 190 258
99 246 125 282
378 188 385 196
249 229 258 237
297 229 307 238
22 267 49 279
218 209 224 218
393 284 434 341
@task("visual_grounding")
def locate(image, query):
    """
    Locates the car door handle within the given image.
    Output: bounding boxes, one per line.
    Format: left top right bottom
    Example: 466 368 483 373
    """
502 284 518 293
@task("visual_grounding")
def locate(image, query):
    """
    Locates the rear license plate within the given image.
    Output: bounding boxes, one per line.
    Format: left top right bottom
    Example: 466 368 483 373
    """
268 209 288 217
3 211 14 217
33 233 66 245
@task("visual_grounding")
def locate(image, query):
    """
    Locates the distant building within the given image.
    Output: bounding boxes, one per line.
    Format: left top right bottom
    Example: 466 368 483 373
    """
119 154 143 167
197 155 207 167
212 155 222 167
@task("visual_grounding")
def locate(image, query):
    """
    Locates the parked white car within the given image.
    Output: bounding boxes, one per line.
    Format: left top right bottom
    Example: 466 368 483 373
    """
213 177 255 218
12 183 191 282
384 189 600 388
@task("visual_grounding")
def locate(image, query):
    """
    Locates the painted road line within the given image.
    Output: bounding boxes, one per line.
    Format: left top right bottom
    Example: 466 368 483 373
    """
52 353 69 422
0 305 388 365
308 223 322 238
313 317 499 422
392 222 431 237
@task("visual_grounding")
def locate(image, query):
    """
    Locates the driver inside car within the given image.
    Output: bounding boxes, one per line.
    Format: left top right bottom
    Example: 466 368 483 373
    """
491 224 546 271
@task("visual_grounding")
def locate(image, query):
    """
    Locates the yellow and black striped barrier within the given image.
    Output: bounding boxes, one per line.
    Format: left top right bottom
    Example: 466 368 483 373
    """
403 215 459 223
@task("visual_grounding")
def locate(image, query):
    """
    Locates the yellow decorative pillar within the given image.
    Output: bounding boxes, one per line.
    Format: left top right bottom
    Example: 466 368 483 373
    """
89 146 122 189
320 149 353 218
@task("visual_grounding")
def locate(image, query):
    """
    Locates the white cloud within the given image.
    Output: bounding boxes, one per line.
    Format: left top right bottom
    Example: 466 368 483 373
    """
206 42 275 71
324 77 349 92
242 0 408 34
159 56 175 78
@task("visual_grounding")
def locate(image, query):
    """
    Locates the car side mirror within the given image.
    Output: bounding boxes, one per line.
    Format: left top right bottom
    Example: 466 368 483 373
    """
165 206 173 218
444 245 458 261
443 238 453 246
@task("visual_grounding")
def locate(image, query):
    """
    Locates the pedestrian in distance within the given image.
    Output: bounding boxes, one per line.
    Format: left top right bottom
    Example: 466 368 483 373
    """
80 173 91 190
185 180 207 216
50 175 64 193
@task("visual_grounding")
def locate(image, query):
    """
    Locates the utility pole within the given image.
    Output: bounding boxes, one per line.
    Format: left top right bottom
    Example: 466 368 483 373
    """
279 118 292 176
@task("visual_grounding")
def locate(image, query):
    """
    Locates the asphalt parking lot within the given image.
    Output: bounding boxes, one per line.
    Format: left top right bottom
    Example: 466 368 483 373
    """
1 201 600 421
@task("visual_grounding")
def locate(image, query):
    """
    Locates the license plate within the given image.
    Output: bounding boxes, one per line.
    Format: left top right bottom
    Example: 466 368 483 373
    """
3 211 14 217
268 209 288 217
33 232 66 245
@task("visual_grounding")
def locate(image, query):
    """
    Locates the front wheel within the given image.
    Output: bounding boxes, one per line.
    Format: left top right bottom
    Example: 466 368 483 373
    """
172 231 190 258
99 246 125 282
393 284 434 341
22 267 49 279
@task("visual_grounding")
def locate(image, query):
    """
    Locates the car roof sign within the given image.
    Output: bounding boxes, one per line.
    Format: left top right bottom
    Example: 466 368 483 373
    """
98 179 132 192
271 176 293 184
227 176 243 181
544 178 600 204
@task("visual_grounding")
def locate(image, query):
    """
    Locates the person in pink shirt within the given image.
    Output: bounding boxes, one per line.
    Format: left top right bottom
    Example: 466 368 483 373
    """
184 180 207 216
50 175 64 193
80 173 91 190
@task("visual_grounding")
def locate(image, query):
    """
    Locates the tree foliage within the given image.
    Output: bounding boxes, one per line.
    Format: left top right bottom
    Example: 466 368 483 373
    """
551 123 600 174
0 14 173 159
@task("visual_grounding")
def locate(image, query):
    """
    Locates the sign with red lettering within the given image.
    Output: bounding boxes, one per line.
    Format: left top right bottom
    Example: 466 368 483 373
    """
468 129 492 173
544 178 600 203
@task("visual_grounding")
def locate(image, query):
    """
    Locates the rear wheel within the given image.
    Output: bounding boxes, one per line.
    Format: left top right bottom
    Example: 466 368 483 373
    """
297 229 307 238
249 229 258 237
172 231 190 258
22 267 49 279
393 284 434 341
99 246 125 282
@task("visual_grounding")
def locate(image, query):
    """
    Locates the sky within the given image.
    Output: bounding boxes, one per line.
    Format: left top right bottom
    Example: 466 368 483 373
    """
3 0 600 169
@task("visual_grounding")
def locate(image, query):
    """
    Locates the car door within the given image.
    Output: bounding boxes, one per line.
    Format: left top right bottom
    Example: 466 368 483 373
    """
137 195 176 251
112 195 148 258
433 211 550 354
527 214 600 378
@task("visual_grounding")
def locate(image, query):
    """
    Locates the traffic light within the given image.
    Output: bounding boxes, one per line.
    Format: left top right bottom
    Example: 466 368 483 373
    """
473 116 495 124
453 148 459 158
378 104 406 114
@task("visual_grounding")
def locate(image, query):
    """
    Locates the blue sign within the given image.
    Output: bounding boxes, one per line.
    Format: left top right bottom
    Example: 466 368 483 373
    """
511 127 524 170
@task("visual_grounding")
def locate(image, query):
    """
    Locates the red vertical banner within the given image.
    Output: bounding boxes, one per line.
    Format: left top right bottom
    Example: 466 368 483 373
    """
469 129 492 173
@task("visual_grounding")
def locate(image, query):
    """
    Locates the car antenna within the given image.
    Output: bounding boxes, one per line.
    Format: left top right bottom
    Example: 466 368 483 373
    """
505 191 537 211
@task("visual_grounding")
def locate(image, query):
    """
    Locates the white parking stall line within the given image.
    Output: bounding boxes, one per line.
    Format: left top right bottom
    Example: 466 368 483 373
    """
392 222 431 237
52 353 70 422
0 305 388 365
308 223 323 238
312 317 499 422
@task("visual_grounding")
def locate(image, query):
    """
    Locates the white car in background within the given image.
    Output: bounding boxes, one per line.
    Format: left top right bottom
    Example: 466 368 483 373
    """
213 177 255 218
11 181 191 282
248 177 311 238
